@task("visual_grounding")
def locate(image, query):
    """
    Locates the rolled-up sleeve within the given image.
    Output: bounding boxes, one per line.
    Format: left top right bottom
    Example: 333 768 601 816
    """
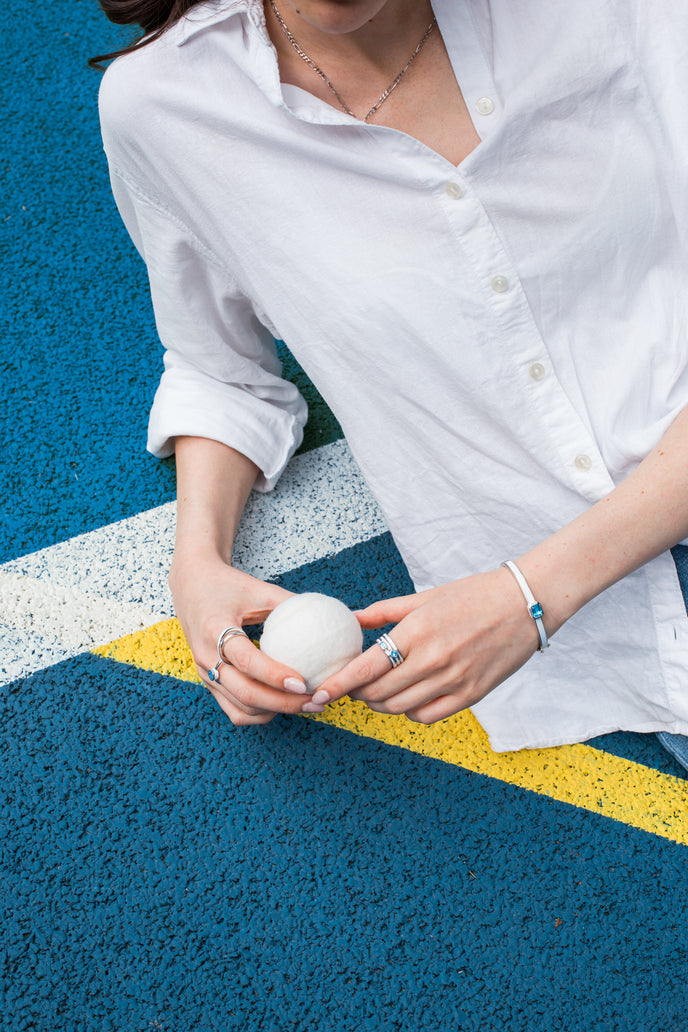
108 169 308 492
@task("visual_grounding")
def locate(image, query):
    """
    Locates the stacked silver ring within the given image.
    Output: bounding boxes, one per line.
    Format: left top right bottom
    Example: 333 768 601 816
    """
376 632 405 668
208 626 248 682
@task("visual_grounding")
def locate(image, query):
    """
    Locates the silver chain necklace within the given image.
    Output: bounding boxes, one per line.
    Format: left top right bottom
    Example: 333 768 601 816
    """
267 0 437 123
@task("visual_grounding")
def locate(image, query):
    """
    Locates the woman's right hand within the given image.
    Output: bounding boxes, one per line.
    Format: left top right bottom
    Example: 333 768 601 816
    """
168 553 320 726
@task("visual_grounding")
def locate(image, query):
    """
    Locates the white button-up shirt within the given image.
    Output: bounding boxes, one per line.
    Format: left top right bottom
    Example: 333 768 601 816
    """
99 0 688 751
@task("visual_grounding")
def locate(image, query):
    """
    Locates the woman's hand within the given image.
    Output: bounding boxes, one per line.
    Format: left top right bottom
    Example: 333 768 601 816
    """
170 437 330 727
313 567 543 724
312 404 688 726
169 554 320 726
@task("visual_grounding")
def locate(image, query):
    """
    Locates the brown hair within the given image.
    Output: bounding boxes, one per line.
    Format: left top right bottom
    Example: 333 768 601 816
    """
89 0 209 68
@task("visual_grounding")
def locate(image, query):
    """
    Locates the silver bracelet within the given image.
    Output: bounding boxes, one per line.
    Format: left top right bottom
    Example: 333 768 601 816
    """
501 560 549 652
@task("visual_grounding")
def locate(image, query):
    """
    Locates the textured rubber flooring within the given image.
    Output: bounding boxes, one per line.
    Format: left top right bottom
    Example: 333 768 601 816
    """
4 653 688 1032
2 3 688 1031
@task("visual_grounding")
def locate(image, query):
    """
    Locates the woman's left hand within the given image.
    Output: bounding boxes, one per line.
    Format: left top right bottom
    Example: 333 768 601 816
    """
313 567 545 724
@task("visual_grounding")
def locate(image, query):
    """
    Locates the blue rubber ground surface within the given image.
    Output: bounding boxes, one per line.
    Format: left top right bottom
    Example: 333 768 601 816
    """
2 4 688 1031
4 653 688 1032
0 3 337 564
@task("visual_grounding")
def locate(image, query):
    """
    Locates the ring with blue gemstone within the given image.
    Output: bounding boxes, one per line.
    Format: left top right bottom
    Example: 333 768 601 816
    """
376 632 405 668
207 625 248 682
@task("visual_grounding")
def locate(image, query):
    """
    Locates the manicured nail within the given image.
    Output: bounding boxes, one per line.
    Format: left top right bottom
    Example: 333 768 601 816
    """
311 690 330 705
301 702 326 713
283 677 308 694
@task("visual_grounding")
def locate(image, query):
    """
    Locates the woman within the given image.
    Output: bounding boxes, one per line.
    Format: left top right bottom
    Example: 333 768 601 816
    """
94 0 688 764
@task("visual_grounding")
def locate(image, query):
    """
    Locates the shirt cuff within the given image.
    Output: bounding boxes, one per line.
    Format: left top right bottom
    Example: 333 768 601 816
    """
147 365 307 492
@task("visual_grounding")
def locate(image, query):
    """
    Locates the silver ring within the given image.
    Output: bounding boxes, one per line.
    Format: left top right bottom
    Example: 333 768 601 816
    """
207 659 223 683
376 632 404 668
207 626 248 682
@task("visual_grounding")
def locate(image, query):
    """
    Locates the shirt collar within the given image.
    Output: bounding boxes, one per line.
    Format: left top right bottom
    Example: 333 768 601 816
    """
174 0 357 123
177 0 266 46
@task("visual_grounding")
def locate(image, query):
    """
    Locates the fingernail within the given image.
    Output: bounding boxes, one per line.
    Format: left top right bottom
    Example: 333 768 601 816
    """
301 702 326 713
311 690 330 705
283 677 308 694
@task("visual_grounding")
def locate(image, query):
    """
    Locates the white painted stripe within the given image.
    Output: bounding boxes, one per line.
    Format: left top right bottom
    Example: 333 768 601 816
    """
0 440 387 684
0 572 161 683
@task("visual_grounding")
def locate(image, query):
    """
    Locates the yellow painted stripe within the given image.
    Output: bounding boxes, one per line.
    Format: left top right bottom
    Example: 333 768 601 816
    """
94 619 688 846
94 617 198 683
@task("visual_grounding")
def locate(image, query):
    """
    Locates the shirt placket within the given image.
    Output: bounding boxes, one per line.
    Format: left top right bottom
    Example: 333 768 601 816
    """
435 2 616 505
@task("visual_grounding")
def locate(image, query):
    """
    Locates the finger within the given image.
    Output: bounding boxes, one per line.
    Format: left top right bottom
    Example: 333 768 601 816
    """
237 583 295 625
358 676 448 716
354 592 428 629
220 633 310 695
203 656 309 716
316 632 416 704
404 694 468 725
197 663 273 717
207 684 276 726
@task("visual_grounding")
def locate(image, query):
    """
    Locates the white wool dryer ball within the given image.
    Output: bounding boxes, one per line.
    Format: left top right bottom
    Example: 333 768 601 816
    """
260 592 363 690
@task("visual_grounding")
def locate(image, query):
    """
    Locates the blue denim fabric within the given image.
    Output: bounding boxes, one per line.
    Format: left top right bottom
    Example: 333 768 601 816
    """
656 546 688 771
656 730 688 771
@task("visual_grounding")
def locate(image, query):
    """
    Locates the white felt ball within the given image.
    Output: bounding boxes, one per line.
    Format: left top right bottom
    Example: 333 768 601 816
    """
260 592 363 690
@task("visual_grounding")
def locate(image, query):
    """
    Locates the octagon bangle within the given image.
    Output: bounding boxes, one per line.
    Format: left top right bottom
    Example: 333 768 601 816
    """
501 560 550 652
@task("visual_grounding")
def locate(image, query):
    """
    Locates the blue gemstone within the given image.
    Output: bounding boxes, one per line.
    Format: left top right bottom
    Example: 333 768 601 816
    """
530 603 543 619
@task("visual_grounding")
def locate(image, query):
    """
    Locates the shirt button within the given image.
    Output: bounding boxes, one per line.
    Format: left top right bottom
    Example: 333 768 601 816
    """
476 96 495 115
528 362 546 381
444 182 463 199
574 453 593 471
491 275 509 293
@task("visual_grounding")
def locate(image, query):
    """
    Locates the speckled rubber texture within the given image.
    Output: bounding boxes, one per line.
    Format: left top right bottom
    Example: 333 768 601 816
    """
0 439 385 684
3 3 688 1031
4 652 688 1032
96 536 688 845
0 9 341 566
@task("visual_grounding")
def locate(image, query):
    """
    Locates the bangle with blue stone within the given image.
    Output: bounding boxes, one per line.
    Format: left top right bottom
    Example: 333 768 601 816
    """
501 561 549 652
